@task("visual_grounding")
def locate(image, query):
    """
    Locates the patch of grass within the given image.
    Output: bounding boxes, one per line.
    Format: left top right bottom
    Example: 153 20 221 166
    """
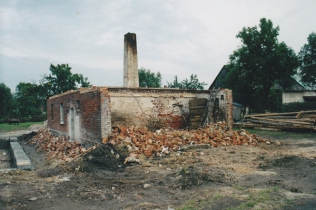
179 167 188 175
176 192 224 210
176 200 196 210
228 189 272 210
245 202 255 207
214 192 222 200
233 185 245 191
0 122 43 133
285 199 294 205
244 128 316 140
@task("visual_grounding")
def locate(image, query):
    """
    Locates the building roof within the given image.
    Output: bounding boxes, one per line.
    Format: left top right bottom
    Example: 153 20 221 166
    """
291 74 316 91
208 65 226 90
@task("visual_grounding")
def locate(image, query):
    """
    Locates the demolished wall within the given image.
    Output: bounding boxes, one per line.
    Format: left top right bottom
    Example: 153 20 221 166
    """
107 87 210 129
47 87 109 144
208 89 233 130
47 87 233 144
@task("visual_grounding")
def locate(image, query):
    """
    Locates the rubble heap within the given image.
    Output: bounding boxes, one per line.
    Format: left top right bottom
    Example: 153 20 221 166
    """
27 129 93 162
28 122 270 163
108 122 269 157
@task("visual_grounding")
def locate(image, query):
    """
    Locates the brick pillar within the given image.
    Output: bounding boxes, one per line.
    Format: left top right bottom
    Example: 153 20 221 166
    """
123 33 139 88
225 89 234 130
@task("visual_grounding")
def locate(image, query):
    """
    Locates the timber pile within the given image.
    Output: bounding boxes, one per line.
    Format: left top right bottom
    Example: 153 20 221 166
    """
28 123 270 163
240 110 316 131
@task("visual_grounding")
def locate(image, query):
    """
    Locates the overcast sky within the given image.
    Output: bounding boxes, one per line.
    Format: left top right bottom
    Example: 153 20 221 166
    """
1 0 315 92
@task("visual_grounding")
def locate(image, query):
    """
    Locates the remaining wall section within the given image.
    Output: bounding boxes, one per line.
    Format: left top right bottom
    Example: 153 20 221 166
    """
282 90 316 103
47 87 234 144
207 89 233 130
107 87 210 129
47 87 110 144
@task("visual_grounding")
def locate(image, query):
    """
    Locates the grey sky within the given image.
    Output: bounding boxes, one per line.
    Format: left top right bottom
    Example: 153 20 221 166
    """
1 0 315 92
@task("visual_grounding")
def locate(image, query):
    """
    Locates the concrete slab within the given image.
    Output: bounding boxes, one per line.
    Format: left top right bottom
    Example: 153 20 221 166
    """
16 160 32 170
9 140 32 170
10 137 18 142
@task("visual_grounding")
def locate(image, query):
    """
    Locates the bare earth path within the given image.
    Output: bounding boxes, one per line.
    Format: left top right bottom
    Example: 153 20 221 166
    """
0 129 316 210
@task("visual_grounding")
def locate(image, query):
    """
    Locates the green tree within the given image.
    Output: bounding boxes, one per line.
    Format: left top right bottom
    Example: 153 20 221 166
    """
167 74 207 90
44 64 91 96
13 64 91 121
14 82 44 119
298 32 316 88
0 83 14 119
224 18 299 112
138 68 162 88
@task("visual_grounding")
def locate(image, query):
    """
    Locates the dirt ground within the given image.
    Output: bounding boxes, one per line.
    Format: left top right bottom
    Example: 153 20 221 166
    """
0 129 316 210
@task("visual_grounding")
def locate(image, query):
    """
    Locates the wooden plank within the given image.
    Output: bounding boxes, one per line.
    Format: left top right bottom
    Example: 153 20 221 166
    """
260 116 296 119
234 122 316 131
245 112 299 118
250 116 313 125
298 114 316 119
249 119 289 126
245 110 316 119
296 111 316 119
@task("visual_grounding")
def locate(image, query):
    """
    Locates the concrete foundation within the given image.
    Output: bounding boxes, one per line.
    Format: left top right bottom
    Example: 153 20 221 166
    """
0 137 32 170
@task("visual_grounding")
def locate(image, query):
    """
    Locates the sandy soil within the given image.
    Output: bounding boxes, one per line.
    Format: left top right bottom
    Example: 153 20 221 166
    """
0 129 316 210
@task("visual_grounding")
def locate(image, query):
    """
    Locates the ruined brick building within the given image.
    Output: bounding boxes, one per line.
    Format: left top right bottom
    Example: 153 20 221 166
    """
47 33 233 145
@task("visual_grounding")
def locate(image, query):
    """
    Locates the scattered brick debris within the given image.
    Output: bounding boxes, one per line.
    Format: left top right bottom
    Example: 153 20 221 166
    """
28 122 271 163
108 122 270 158
27 128 93 163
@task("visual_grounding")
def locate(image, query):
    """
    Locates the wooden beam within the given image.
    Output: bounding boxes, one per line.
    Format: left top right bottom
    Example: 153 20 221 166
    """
250 117 312 125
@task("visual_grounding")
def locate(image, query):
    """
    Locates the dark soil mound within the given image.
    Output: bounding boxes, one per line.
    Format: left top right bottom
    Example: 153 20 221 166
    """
170 166 237 190
83 144 129 170
260 156 316 169
37 144 129 177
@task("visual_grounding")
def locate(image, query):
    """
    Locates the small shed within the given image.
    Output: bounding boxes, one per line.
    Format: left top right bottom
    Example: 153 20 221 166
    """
233 102 243 122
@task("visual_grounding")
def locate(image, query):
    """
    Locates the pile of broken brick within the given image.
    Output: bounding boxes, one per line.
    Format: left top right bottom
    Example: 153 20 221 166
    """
27 129 96 163
28 122 271 163
108 122 271 157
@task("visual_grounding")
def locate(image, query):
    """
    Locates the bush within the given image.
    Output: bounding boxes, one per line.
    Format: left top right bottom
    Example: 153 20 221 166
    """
281 102 316 112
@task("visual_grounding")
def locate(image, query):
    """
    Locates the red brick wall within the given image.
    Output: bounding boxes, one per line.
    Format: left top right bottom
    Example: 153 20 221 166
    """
47 88 107 144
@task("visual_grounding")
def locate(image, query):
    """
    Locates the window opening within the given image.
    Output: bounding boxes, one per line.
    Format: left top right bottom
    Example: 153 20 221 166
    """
60 103 64 124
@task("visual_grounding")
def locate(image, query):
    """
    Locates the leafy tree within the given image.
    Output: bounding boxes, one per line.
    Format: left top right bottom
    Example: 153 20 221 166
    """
0 83 13 119
138 68 162 88
168 74 207 90
298 32 316 88
44 64 91 96
14 82 44 119
224 18 299 112
13 64 91 120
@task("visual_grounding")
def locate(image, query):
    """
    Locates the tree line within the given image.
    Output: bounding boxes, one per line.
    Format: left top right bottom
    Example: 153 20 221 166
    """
0 64 91 122
0 65 206 122
0 17 315 121
223 18 315 113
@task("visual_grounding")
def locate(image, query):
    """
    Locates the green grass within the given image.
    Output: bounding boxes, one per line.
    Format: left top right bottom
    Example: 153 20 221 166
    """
228 189 276 210
241 128 316 140
177 200 197 210
0 122 43 133
233 185 246 191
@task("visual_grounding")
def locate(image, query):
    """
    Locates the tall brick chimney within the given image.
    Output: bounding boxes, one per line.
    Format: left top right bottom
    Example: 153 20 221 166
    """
123 33 139 87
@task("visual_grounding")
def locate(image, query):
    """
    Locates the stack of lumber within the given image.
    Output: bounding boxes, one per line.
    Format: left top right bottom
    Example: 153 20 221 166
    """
239 110 316 131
